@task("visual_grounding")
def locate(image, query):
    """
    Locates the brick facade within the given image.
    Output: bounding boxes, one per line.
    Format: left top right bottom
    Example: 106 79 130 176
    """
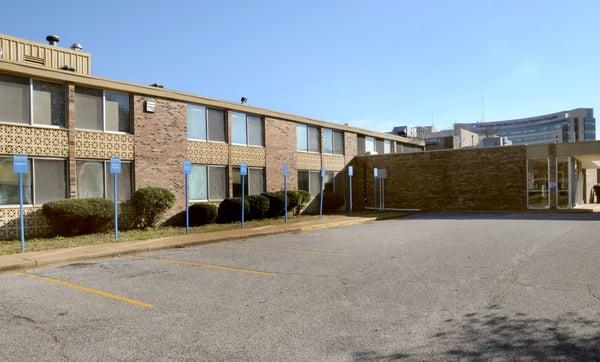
133 95 188 215
265 117 298 191
352 146 528 211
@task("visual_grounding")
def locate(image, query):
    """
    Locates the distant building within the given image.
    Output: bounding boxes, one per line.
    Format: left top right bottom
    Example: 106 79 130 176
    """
391 126 434 139
424 127 481 150
455 108 595 145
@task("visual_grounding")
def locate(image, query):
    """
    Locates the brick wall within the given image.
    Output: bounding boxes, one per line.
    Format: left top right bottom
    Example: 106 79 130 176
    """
352 146 528 211
265 117 297 190
133 96 188 215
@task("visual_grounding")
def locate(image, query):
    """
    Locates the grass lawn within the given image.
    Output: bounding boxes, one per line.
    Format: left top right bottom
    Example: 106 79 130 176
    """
0 215 324 256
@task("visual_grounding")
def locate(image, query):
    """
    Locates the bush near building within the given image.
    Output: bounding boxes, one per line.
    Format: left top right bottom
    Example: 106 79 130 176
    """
288 190 311 213
246 195 270 220
164 203 218 227
42 198 114 236
218 197 251 223
126 187 176 228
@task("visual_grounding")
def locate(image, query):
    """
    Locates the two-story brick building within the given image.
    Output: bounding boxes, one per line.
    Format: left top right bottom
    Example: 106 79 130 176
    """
0 33 424 239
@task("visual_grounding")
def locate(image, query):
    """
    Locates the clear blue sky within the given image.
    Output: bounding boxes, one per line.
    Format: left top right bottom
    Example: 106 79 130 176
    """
4 0 599 133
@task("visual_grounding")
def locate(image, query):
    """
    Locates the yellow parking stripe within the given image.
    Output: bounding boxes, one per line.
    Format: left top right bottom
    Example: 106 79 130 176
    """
215 244 352 257
16 272 153 309
135 256 276 276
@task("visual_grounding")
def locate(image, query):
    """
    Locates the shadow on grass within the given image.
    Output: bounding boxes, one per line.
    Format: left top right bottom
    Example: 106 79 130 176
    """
352 305 600 361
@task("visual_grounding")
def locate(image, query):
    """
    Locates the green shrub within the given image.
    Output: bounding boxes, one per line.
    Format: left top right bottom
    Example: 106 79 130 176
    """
218 197 250 223
246 195 270 220
165 203 218 227
262 191 287 217
288 190 311 210
42 198 114 236
128 187 176 228
323 191 344 212
118 199 139 230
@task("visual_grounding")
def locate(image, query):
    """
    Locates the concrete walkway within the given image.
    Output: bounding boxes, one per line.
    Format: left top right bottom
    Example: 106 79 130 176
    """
0 212 408 273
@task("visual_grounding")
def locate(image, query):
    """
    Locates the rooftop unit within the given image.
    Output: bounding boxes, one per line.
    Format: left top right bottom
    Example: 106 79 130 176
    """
0 33 91 75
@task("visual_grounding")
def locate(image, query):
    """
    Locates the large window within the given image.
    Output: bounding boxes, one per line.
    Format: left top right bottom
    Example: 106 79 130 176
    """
77 160 132 201
365 137 376 154
297 124 320 152
0 157 67 205
187 105 226 142
383 140 392 154
298 170 343 197
231 112 263 146
376 139 385 155
527 159 549 209
0 74 65 127
75 87 131 133
232 167 265 197
322 128 344 155
189 165 227 201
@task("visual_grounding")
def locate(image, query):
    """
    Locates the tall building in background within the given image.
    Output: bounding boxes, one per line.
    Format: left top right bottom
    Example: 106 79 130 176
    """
455 108 595 145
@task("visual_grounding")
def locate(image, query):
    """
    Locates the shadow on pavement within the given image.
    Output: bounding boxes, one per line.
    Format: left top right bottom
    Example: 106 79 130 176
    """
403 211 600 221
352 305 600 361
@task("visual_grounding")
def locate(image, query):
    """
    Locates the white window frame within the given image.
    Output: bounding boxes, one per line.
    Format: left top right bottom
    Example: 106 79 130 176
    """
297 123 321 154
187 105 227 143
0 75 67 129
0 156 68 208
189 164 227 202
365 136 376 154
76 159 133 201
75 88 131 135
231 112 264 147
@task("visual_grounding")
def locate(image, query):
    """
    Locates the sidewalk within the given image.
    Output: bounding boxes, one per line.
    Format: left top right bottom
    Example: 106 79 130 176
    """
0 211 409 273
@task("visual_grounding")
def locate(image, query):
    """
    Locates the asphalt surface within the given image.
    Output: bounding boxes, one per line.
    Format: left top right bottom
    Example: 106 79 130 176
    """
1 212 599 361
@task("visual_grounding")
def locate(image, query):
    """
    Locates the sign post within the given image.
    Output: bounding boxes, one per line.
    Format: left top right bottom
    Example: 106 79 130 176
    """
240 162 248 228
320 168 326 220
348 165 353 215
282 164 289 223
109 157 121 240
13 154 28 253
182 160 192 234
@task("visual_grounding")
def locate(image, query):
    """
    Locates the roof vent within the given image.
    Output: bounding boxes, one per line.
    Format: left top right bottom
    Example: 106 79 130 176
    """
70 43 84 51
150 83 164 88
46 35 60 46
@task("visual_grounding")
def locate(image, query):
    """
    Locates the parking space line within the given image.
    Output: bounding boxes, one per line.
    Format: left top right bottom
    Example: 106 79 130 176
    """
211 244 352 257
134 256 277 276
15 272 154 309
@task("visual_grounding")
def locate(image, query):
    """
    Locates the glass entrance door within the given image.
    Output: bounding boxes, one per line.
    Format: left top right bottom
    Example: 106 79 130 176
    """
556 157 570 209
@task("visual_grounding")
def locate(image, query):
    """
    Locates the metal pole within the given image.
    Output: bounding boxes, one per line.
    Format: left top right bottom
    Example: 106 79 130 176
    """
380 178 383 212
284 174 288 223
319 174 324 220
114 173 118 240
185 173 189 234
241 174 245 228
382 179 385 211
349 173 353 215
18 173 25 253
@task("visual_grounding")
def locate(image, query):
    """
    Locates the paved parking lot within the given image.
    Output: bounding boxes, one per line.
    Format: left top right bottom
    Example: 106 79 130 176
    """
1 212 600 360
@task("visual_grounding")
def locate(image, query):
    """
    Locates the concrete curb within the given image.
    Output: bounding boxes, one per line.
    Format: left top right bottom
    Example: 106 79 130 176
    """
0 212 409 273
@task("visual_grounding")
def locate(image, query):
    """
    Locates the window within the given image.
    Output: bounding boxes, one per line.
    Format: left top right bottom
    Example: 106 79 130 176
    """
77 160 133 201
376 139 385 155
0 74 66 127
333 130 344 155
297 124 321 152
384 140 392 154
365 137 376 154
0 74 30 125
323 128 333 154
75 87 131 133
34 159 67 204
298 170 326 198
105 91 131 133
0 157 67 205
187 105 226 142
231 112 263 146
232 167 265 197
296 124 308 151
32 80 65 127
189 165 227 201
527 158 549 209
0 157 32 205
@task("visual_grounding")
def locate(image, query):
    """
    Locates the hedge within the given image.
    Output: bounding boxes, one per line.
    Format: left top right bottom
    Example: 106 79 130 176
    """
42 198 114 236
165 203 218 227
246 195 270 220
126 187 175 228
218 197 251 223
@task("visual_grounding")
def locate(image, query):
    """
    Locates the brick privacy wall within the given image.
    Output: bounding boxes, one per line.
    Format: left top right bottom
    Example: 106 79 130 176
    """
352 146 528 211
265 117 298 190
133 96 188 215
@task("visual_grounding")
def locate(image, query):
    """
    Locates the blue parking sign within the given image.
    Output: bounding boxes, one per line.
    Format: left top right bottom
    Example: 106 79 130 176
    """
110 157 122 174
13 154 28 174
240 162 248 176
182 160 192 175
282 164 289 177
